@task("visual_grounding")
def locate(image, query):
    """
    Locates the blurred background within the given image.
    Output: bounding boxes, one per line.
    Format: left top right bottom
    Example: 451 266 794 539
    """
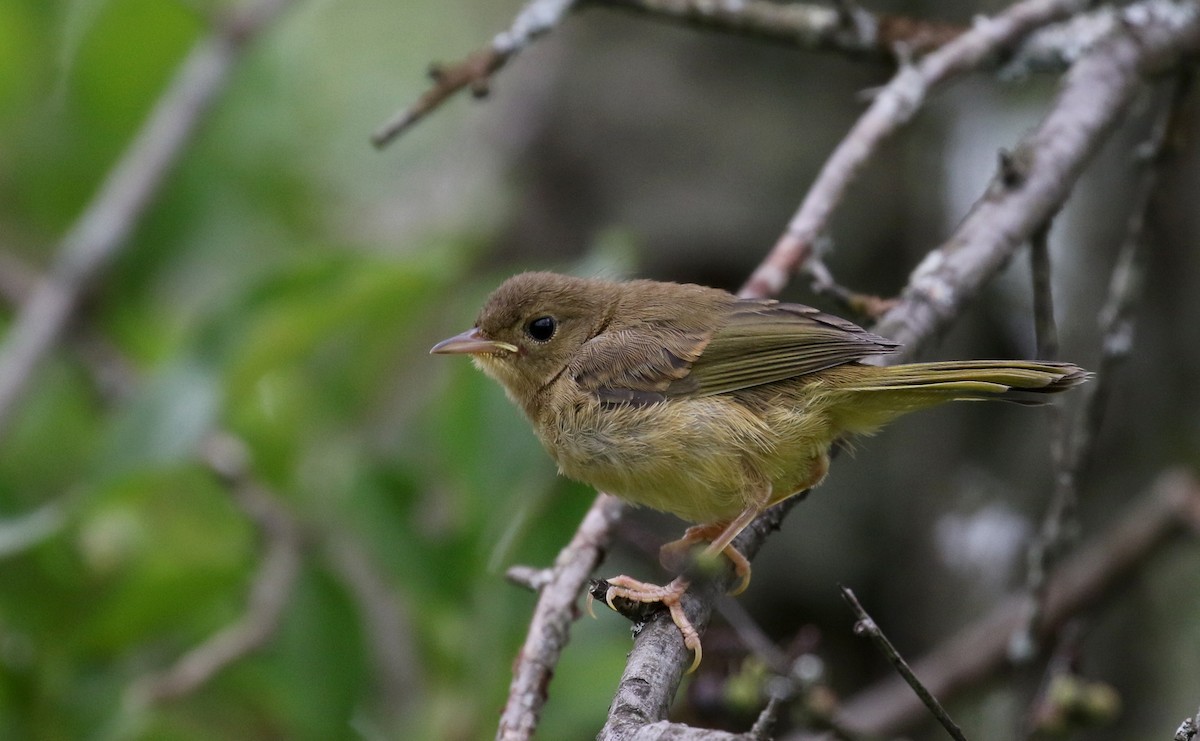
1 0 1198 739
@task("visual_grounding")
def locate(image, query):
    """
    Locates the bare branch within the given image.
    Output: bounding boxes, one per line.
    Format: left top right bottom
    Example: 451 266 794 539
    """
592 0 962 59
821 469 1200 737
0 0 293 442
870 4 1200 359
840 587 966 741
371 0 578 148
740 0 1090 300
497 492 625 741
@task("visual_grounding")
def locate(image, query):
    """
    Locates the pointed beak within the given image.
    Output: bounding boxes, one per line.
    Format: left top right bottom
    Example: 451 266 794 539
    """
429 327 519 356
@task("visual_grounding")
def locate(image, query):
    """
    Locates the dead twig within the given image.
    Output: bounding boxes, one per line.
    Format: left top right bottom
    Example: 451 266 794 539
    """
840 587 966 741
372 0 578 148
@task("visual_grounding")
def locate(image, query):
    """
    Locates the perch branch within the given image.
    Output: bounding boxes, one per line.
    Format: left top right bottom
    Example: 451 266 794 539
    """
497 492 625 741
0 0 292 442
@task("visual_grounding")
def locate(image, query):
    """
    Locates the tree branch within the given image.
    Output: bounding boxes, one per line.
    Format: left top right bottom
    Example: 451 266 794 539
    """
870 3 1200 358
739 0 1090 300
497 492 625 741
371 0 579 148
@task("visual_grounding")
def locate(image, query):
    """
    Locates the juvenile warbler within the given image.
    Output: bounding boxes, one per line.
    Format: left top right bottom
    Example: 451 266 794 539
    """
432 272 1087 669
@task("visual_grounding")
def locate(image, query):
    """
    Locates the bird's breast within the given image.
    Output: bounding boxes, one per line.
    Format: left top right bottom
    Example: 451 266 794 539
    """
535 389 783 523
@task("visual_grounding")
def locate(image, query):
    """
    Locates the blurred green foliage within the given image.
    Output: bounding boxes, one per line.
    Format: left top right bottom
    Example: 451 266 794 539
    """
0 0 633 738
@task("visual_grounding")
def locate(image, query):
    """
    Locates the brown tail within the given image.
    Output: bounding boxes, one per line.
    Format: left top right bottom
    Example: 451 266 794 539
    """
822 360 1090 434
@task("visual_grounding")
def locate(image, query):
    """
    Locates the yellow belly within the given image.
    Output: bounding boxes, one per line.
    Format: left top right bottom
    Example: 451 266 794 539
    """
539 391 833 524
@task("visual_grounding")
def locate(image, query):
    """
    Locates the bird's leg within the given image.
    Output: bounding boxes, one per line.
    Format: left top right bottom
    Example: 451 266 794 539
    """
659 521 754 596
602 504 766 672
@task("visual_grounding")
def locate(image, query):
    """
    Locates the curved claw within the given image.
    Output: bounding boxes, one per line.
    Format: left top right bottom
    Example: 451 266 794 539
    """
585 592 598 619
684 639 703 675
728 567 752 597
605 587 620 613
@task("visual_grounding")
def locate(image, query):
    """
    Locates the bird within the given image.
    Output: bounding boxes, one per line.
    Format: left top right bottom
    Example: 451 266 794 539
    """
431 271 1088 670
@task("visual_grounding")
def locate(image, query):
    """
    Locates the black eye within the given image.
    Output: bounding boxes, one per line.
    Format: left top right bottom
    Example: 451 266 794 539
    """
526 316 556 342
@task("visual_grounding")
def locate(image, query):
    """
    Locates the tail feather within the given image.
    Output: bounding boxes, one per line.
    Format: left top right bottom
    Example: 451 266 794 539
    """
823 360 1090 434
854 360 1090 397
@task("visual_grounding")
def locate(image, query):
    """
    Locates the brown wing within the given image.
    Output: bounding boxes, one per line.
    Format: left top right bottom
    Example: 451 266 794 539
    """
570 297 899 406
570 324 713 406
669 300 899 397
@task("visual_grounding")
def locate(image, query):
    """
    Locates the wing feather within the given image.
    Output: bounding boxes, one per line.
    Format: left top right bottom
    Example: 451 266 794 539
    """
568 293 899 405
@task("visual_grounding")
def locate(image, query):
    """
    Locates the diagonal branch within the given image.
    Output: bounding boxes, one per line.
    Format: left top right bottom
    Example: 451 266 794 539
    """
498 493 625 741
870 3 1200 358
0 0 293 443
371 0 579 148
840 587 966 741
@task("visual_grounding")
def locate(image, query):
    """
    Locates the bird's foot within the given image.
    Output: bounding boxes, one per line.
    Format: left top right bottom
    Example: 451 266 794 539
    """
600 574 702 673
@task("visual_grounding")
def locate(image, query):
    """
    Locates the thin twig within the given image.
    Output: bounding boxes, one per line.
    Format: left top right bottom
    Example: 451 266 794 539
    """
497 492 625 741
0 0 292 442
593 0 962 60
740 0 1090 300
372 0 577 148
1029 220 1060 362
807 256 898 320
821 469 1200 737
840 586 966 741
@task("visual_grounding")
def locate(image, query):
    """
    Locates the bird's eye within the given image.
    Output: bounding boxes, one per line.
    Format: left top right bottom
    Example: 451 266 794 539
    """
526 316 556 342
